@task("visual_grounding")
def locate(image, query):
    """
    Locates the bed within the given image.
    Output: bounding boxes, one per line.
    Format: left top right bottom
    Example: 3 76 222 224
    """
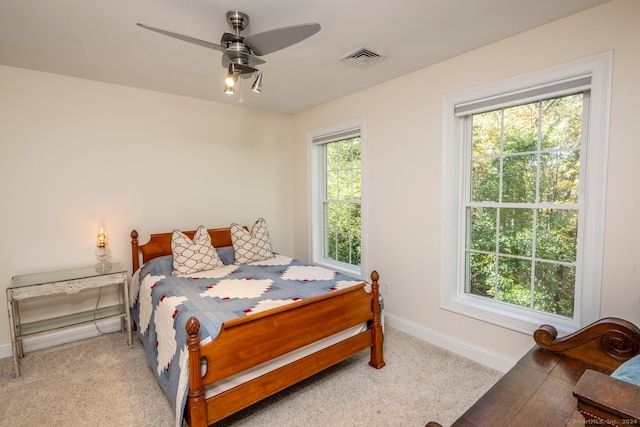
129 225 385 427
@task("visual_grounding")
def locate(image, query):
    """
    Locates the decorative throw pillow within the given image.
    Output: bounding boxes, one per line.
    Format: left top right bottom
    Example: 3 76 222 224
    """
171 225 224 275
611 354 640 386
215 246 236 265
230 218 274 264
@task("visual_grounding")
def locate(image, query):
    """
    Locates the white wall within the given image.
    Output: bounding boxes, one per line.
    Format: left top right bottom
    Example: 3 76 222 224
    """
0 66 294 350
2 0 639 371
292 0 640 368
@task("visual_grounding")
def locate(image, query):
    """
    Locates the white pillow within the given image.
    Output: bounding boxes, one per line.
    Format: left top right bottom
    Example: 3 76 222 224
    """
171 225 224 275
230 218 274 264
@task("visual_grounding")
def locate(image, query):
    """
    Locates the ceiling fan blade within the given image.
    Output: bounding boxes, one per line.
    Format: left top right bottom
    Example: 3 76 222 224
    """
245 23 320 56
137 23 225 52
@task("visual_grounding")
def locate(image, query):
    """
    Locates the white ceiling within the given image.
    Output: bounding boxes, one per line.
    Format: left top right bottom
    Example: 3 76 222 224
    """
0 0 610 114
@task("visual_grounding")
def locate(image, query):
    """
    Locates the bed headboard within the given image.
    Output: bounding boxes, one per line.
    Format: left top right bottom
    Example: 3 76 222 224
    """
130 228 235 272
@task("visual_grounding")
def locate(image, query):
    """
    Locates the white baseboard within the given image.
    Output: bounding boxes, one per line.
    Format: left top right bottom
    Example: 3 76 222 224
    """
385 312 515 373
0 318 122 359
1 313 514 373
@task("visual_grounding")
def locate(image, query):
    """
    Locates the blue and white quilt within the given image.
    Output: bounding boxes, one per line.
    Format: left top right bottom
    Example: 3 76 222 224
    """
129 251 364 427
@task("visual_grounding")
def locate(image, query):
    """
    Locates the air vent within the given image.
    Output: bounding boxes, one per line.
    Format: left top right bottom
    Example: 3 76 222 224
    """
340 47 385 68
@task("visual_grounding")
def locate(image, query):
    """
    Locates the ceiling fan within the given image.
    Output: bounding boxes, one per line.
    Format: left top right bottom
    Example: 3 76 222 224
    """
138 11 321 95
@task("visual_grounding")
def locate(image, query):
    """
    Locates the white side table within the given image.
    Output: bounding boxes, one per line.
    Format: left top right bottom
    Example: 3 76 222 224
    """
6 263 132 377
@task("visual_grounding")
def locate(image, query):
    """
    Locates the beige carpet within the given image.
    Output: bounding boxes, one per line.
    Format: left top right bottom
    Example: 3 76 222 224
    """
0 327 501 427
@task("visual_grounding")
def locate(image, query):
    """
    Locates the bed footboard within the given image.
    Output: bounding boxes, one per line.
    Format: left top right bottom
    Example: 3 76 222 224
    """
185 270 385 427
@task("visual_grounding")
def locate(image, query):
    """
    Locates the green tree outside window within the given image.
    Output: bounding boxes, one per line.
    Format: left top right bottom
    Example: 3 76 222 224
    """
466 94 582 318
323 137 362 266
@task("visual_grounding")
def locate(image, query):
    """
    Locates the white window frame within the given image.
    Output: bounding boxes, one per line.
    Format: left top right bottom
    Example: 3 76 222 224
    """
441 52 612 335
308 117 367 279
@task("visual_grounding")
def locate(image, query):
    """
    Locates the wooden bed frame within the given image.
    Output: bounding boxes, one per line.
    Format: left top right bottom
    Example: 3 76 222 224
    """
130 228 385 427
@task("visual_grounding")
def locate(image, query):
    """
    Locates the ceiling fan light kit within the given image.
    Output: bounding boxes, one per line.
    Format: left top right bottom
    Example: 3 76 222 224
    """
251 72 263 94
138 10 320 103
225 64 240 87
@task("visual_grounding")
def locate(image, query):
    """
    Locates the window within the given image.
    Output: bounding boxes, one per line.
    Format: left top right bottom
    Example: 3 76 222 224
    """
466 93 583 318
309 117 366 277
442 53 612 334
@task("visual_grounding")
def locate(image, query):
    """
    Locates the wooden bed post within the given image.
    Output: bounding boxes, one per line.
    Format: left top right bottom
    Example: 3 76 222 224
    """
369 270 386 369
186 317 207 427
130 230 140 272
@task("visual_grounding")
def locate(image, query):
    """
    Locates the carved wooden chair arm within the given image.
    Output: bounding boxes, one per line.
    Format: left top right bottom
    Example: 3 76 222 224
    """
573 369 640 424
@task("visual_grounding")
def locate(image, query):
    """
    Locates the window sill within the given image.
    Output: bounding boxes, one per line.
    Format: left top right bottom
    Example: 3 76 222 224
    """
313 259 362 280
441 292 581 336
